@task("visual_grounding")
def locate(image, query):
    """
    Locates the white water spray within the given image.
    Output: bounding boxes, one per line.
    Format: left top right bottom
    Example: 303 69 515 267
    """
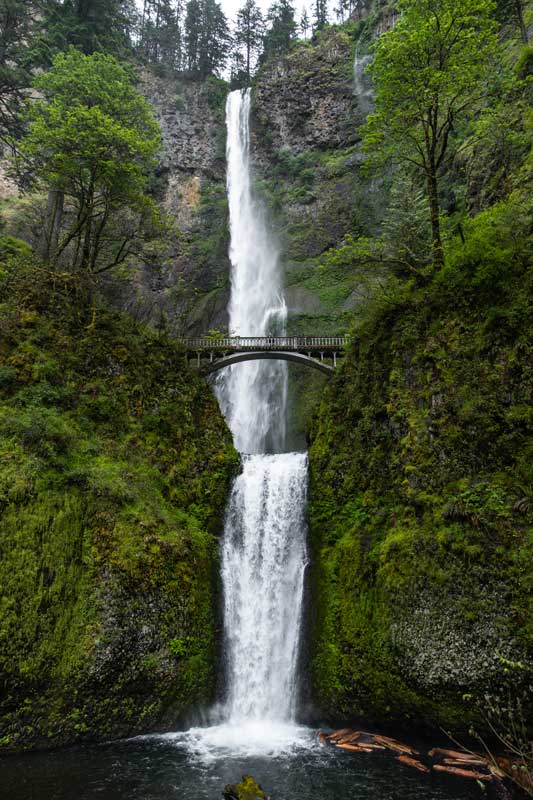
210 89 308 750
222 452 308 722
166 89 310 759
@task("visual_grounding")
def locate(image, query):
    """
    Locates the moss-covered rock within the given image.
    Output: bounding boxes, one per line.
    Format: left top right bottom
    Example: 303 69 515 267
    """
223 775 269 800
307 218 533 730
0 258 239 750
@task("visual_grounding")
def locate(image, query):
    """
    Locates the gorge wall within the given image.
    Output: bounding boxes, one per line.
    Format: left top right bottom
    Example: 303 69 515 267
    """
0 263 238 750
307 242 533 728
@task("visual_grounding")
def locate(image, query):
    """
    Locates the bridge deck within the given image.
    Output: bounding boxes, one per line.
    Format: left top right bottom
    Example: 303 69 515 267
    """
179 336 348 352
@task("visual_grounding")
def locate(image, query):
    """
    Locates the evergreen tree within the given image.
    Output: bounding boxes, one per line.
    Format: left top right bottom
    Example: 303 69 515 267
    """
141 0 183 70
300 6 310 38
184 0 201 70
262 0 297 60
198 0 230 76
496 0 529 43
184 0 230 76
313 0 328 32
0 0 35 143
41 0 137 56
234 0 263 83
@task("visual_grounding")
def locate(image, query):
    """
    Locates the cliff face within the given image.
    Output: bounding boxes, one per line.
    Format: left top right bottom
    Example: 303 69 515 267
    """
111 73 231 336
307 238 533 728
252 26 379 336
0 259 238 751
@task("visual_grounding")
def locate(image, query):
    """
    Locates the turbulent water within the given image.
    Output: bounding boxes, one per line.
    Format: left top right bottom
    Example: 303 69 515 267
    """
222 452 308 723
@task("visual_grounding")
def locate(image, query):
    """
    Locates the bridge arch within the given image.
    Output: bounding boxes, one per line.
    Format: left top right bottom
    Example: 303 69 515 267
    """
202 350 334 376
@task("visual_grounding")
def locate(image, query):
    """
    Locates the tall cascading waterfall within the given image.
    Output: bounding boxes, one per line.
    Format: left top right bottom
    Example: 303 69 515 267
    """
214 88 308 733
216 88 288 455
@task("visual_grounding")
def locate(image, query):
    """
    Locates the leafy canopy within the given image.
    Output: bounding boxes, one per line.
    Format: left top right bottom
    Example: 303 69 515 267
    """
363 0 498 266
19 49 161 271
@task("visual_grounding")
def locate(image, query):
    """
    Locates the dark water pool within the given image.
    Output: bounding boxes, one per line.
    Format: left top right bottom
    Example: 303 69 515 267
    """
0 725 484 800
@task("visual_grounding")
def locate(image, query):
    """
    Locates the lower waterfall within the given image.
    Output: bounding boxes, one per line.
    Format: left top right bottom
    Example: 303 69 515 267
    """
222 453 308 723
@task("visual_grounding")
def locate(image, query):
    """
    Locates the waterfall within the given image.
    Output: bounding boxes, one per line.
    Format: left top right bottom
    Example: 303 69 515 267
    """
213 89 308 733
216 88 288 455
222 453 308 722
353 47 373 118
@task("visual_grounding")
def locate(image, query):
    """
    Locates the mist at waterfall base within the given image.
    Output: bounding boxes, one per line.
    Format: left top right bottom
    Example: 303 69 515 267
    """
0 91 483 800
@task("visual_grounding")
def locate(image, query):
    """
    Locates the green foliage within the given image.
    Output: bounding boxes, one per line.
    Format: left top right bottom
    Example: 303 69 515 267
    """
40 0 136 57
18 49 161 272
364 0 499 266
184 0 231 77
0 255 238 749
307 197 533 728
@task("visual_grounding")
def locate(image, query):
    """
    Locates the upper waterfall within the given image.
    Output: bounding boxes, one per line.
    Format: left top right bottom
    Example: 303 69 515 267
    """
216 89 288 454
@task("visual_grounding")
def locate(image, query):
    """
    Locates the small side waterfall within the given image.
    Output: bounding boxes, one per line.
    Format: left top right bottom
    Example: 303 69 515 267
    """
353 48 373 118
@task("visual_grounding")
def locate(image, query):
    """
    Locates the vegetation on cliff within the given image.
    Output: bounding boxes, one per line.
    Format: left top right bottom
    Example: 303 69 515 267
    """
0 254 238 750
307 0 533 746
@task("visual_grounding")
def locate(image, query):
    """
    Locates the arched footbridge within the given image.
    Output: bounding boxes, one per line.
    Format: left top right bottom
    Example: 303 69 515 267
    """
180 336 348 376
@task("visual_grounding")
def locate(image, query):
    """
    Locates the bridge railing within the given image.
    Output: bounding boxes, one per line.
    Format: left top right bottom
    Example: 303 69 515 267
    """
179 336 348 351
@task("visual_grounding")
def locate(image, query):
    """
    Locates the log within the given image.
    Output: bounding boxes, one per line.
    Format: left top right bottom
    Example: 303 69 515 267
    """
336 731 363 745
357 743 386 751
328 728 353 741
337 743 375 753
318 732 327 744
373 735 415 754
430 748 482 760
443 758 486 767
397 755 430 773
433 765 492 780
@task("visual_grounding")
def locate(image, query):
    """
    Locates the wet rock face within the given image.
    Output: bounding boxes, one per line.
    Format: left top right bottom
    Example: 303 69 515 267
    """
253 30 357 162
102 73 232 335
143 72 226 207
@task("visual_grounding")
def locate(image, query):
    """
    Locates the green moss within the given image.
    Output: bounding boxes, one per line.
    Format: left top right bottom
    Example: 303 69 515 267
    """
0 256 239 750
308 212 533 730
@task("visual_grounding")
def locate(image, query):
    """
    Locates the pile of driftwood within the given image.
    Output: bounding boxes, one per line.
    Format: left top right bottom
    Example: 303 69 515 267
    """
319 729 508 784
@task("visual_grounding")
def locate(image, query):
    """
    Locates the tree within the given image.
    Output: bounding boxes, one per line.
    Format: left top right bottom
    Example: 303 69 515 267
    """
234 0 263 83
300 6 310 38
140 0 183 70
262 0 297 60
0 0 36 144
41 0 137 56
496 0 529 43
363 0 498 269
184 0 230 76
313 0 328 32
18 49 161 273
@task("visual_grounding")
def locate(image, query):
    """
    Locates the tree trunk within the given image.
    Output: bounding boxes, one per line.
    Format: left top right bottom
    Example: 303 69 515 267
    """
41 188 64 263
515 0 529 43
426 168 444 269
